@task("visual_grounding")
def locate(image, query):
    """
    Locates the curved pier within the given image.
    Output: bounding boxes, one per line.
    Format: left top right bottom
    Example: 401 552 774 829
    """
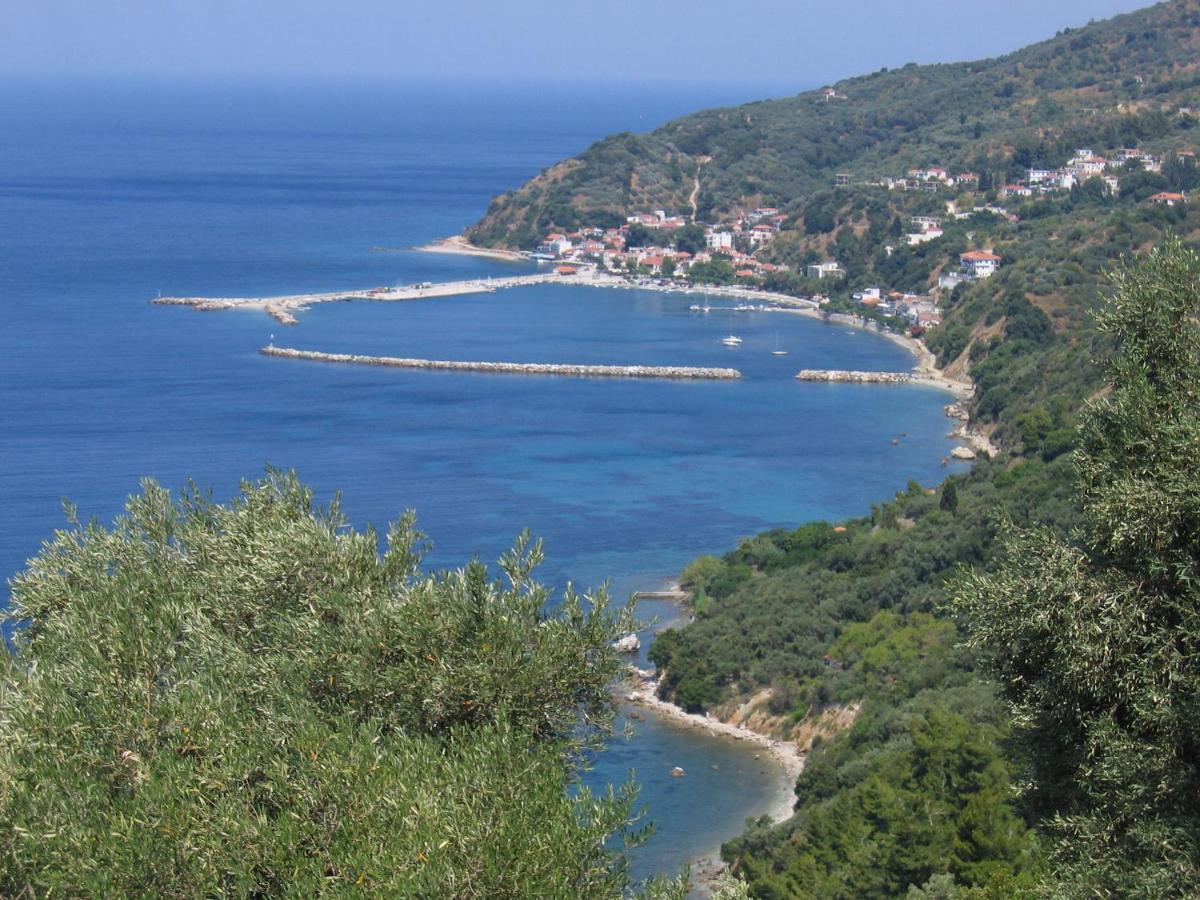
262 346 742 380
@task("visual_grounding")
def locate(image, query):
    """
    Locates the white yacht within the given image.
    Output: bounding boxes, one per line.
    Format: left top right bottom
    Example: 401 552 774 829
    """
722 335 743 346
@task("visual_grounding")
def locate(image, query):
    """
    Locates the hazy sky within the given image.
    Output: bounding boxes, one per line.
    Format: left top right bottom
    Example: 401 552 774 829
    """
5 0 1155 86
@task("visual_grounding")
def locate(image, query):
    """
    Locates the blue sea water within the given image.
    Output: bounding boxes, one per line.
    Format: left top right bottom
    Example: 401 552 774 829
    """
0 79 968 881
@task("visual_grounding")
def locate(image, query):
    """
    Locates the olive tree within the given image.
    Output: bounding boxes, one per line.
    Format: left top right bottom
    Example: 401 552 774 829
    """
0 472 678 898
951 238 1200 898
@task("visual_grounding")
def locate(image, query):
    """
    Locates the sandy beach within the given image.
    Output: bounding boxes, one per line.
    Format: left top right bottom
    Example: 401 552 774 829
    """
418 234 530 262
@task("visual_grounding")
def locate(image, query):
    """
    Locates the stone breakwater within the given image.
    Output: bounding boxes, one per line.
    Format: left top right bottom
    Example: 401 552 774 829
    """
151 272 574 325
795 369 915 384
261 346 742 380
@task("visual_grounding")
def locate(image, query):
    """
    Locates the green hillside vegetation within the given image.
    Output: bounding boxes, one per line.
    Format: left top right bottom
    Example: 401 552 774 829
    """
469 0 1200 252
0 474 683 898
953 240 1200 897
462 1 1200 896
652 241 1200 898
649 460 1074 896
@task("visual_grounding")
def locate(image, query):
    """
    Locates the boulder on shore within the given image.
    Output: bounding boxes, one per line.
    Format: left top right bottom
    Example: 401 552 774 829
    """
612 633 641 653
951 446 977 460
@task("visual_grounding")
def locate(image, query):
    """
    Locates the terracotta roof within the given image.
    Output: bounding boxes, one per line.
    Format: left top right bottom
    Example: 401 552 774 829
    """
961 250 1002 261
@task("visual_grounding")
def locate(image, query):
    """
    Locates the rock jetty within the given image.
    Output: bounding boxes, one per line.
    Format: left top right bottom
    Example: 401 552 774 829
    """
795 369 915 384
261 346 742 380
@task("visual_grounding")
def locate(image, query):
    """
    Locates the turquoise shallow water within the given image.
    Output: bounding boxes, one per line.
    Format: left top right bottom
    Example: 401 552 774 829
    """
0 80 967 880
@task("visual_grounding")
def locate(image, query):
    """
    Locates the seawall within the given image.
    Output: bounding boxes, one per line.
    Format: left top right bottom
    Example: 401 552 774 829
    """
261 346 742 380
796 369 915 384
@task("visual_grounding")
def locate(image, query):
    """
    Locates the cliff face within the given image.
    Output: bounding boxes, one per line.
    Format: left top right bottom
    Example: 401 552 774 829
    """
466 0 1200 249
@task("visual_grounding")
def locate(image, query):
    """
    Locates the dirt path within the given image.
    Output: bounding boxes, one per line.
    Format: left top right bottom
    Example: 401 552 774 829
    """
689 160 706 222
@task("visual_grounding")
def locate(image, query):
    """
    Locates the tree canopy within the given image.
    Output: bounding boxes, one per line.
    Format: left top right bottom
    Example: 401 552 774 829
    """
0 472 678 898
952 237 1200 897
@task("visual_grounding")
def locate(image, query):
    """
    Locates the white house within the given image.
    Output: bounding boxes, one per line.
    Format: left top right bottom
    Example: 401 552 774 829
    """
536 233 573 257
806 261 845 280
908 167 949 182
906 229 943 246
748 224 775 247
1068 156 1107 177
938 272 966 291
960 250 1002 280
705 231 734 251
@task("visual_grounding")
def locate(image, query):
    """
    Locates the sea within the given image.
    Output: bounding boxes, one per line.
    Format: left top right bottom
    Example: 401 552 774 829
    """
0 78 969 881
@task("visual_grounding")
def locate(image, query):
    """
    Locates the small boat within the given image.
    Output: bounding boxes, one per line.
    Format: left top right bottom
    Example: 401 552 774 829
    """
722 335 743 346
771 331 788 355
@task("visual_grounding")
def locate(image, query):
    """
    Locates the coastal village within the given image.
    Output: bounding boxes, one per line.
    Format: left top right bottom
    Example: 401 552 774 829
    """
531 207 955 335
526 140 1190 339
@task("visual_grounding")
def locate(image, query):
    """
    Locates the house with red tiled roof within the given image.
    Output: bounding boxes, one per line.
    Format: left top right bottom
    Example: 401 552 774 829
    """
960 250 1002 280
918 310 942 328
1149 192 1187 206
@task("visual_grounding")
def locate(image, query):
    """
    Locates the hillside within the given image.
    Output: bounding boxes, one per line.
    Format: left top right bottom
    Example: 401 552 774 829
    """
468 2 1200 897
468 0 1200 252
